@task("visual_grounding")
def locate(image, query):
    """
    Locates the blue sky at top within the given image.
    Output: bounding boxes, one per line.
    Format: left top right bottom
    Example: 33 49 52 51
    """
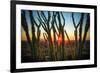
21 10 89 41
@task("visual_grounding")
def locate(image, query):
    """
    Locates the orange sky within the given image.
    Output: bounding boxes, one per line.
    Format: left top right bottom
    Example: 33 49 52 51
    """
21 27 90 41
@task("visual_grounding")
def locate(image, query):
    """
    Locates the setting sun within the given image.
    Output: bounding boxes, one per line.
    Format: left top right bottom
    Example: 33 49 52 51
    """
57 34 62 45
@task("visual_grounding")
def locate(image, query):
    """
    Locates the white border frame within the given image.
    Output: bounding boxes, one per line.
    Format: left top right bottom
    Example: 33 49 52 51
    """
16 4 95 69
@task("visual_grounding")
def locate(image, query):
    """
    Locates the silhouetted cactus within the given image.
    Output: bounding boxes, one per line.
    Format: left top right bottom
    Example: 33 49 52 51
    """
51 12 58 60
72 13 80 51
72 13 84 58
72 13 90 59
78 13 84 57
64 30 73 57
51 12 57 46
37 11 54 61
29 11 37 61
21 11 33 59
43 33 48 43
55 12 65 60
65 31 71 47
36 23 41 46
82 14 90 49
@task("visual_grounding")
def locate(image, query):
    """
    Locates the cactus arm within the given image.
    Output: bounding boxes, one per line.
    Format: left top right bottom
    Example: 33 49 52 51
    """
72 13 77 28
61 12 65 27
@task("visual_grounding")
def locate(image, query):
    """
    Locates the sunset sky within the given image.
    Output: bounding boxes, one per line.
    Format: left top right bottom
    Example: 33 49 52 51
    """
21 10 90 41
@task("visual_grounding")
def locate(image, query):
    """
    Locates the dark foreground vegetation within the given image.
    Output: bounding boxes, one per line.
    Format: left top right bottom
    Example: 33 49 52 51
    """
21 40 90 62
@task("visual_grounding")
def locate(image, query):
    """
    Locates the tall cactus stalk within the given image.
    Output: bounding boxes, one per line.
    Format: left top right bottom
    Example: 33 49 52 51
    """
64 30 73 58
65 31 71 45
55 12 65 60
72 13 83 58
72 13 79 52
36 23 41 48
82 14 90 49
51 12 57 47
43 33 48 44
30 11 42 60
43 33 50 60
78 13 84 58
51 12 58 60
72 13 90 59
21 11 33 59
37 11 54 61
29 11 37 61
31 12 41 48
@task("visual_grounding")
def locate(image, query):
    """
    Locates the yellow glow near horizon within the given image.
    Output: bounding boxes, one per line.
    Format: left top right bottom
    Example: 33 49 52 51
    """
21 28 27 41
21 27 90 41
